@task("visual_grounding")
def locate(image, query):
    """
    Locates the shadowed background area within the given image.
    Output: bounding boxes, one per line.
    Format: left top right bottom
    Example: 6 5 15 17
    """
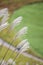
0 0 43 12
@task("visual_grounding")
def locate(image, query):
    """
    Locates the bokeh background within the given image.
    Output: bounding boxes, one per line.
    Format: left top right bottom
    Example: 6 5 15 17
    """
0 0 43 12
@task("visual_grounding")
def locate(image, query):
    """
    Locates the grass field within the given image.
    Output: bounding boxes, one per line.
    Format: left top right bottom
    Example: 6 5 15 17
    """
0 2 43 65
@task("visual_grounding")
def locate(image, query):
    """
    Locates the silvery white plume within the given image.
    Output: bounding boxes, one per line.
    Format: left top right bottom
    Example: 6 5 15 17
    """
0 8 8 17
13 27 28 40
0 22 9 32
14 41 29 61
0 8 9 24
20 41 29 52
16 39 28 49
16 27 28 37
19 41 29 54
9 16 22 31
8 58 13 64
0 39 3 46
1 15 9 25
